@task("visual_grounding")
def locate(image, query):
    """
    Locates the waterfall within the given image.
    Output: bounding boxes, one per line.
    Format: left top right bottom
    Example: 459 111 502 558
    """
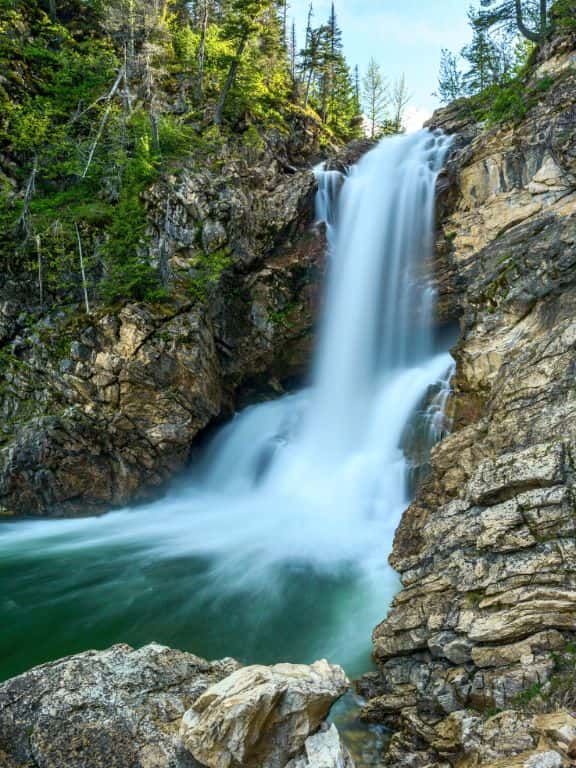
0 130 454 678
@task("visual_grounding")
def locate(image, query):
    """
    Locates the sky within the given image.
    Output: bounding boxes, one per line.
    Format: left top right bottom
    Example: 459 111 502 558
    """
289 0 473 131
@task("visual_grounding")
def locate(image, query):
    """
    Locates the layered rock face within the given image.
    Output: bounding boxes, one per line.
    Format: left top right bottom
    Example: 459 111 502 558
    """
361 32 576 768
0 155 323 517
0 644 351 768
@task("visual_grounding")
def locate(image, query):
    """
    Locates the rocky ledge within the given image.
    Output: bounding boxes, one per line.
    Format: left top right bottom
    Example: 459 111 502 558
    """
0 643 352 768
0 149 324 518
359 30 576 768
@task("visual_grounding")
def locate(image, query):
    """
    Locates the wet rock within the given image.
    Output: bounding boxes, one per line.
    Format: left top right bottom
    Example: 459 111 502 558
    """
180 660 349 768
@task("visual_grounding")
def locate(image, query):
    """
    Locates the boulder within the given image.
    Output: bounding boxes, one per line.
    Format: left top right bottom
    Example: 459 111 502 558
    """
285 724 354 768
180 660 349 768
0 643 240 768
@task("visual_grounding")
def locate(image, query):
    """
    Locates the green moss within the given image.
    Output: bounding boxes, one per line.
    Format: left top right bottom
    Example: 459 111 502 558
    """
465 590 484 607
268 303 297 329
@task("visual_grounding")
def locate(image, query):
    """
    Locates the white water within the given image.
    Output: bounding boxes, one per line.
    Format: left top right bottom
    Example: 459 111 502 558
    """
1 130 453 676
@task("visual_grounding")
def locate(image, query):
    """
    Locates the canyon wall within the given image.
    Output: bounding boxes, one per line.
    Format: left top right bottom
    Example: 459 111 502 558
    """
361 30 576 768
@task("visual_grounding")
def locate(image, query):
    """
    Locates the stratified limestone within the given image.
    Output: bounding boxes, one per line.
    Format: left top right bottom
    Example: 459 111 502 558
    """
362 29 576 768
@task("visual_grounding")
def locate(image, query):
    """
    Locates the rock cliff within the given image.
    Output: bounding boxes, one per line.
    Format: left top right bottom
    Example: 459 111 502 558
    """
0 150 323 518
360 30 576 768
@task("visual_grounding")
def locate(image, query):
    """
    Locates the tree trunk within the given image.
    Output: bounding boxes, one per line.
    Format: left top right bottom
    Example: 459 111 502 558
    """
36 235 43 309
48 0 57 19
213 33 248 126
196 0 209 102
81 68 125 179
303 66 314 108
75 224 91 315
540 0 548 38
515 0 540 42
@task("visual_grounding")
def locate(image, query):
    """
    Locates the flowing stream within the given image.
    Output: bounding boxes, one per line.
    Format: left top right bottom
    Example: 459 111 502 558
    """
0 132 453 747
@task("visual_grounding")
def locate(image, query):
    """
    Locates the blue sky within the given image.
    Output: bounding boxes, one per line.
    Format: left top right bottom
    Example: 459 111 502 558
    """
289 0 473 129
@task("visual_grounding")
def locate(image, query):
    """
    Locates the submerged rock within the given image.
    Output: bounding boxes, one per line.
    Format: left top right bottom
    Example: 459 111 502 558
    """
180 660 349 768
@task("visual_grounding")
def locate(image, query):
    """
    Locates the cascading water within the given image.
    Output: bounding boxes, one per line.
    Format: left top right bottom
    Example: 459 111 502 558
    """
0 131 453 688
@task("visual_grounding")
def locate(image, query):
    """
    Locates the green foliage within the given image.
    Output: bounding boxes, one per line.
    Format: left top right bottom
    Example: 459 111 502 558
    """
553 0 576 30
484 78 529 122
436 49 466 104
437 0 562 125
469 73 557 124
513 682 543 707
298 3 362 141
183 247 232 303
1 0 363 316
98 113 166 304
477 0 552 43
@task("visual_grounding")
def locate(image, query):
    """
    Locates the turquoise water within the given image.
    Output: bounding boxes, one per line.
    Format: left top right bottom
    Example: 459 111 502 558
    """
0 523 393 682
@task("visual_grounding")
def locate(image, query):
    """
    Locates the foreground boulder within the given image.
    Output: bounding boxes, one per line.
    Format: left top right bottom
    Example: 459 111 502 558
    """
0 643 240 768
0 645 352 768
180 660 350 768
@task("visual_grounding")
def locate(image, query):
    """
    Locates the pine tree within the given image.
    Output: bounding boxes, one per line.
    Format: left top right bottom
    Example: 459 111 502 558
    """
477 0 550 43
436 49 465 103
462 10 501 93
299 4 321 108
391 73 411 132
213 0 274 125
318 3 342 123
289 19 297 81
362 57 388 138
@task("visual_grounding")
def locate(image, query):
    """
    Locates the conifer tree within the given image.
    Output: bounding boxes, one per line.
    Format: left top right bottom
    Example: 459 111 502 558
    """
462 11 501 93
318 3 342 123
362 57 388 138
477 0 550 43
299 4 321 108
436 49 465 103
289 19 297 81
391 73 411 132
213 0 273 125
